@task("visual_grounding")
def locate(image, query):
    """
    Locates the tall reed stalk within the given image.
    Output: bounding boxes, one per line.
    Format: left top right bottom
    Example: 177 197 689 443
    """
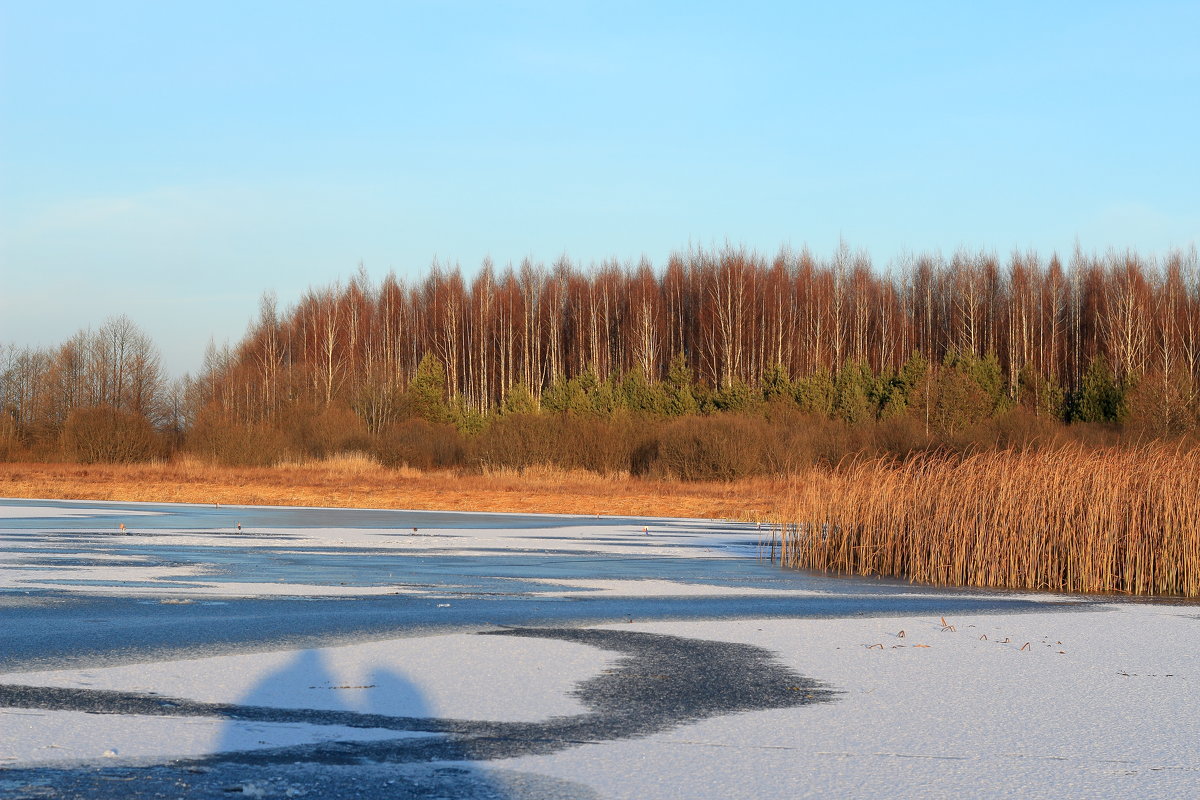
774 445 1200 597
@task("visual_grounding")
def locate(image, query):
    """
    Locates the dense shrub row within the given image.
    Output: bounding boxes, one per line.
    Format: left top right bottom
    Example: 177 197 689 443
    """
166 402 1189 481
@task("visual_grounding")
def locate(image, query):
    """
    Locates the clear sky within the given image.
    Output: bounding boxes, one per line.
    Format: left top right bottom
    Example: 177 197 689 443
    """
2 1 1197 376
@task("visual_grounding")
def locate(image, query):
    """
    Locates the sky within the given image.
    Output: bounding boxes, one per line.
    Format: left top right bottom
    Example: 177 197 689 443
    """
2 1 1198 377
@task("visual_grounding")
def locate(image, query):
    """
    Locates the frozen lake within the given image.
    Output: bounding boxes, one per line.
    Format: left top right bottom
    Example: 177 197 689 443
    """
1 498 1197 799
0 496 654 530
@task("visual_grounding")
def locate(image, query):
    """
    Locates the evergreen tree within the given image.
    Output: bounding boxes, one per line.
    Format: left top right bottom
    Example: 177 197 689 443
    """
794 370 835 416
619 371 670 415
586 373 620 416
1069 356 1125 423
963 352 1007 414
451 403 487 435
833 361 876 425
664 354 700 416
760 363 793 403
407 353 452 424
1016 364 1065 419
712 378 757 412
899 350 928 395
877 351 928 419
501 384 537 415
930 365 990 434
539 375 573 413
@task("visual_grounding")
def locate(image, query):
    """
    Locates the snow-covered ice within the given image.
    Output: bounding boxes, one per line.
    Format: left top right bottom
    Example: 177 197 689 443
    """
1 498 1197 799
0 709 425 766
7 633 605 723
0 505 160 520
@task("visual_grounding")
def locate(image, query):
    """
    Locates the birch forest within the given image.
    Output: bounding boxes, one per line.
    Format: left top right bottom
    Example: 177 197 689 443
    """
4 244 1199 476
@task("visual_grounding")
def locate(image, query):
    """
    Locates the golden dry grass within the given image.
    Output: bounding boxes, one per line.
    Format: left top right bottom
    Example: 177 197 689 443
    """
771 444 1200 597
0 456 793 521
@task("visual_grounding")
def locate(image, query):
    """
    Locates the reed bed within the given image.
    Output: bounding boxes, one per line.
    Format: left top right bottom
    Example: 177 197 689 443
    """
772 445 1200 597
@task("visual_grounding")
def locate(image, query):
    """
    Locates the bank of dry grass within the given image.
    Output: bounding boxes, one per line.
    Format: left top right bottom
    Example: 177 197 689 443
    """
773 444 1200 597
0 455 791 521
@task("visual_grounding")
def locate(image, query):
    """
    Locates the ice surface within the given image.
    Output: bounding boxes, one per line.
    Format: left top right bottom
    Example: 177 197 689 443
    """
496 607 1199 800
4 633 606 723
0 508 761 597
0 505 159 520
0 709 425 765
2 499 1197 799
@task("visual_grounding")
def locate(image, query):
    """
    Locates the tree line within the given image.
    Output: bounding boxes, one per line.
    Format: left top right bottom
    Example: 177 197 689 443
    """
3 243 1198 475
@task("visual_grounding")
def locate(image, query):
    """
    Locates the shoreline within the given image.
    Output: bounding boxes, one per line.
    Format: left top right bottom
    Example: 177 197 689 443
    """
0 460 791 521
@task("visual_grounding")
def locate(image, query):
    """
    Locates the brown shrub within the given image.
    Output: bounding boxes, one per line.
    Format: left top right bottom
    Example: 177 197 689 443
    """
470 413 644 476
61 407 160 464
982 407 1063 450
374 419 464 470
757 405 822 469
186 406 288 467
558 414 642 475
279 403 371 459
792 416 872 466
1124 370 1199 436
0 414 26 462
872 414 935 458
644 415 771 481
470 413 557 471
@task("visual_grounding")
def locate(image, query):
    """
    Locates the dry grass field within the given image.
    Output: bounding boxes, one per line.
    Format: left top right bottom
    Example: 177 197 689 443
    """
0 454 792 522
773 444 1200 597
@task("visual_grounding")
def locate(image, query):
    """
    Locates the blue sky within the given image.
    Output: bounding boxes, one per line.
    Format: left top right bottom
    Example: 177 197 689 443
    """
2 1 1197 376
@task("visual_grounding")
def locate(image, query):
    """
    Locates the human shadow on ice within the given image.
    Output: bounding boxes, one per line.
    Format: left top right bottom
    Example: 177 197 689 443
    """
213 648 432 752
213 647 515 797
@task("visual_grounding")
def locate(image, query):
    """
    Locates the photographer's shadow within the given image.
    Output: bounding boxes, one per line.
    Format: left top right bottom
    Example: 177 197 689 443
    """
213 648 510 796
